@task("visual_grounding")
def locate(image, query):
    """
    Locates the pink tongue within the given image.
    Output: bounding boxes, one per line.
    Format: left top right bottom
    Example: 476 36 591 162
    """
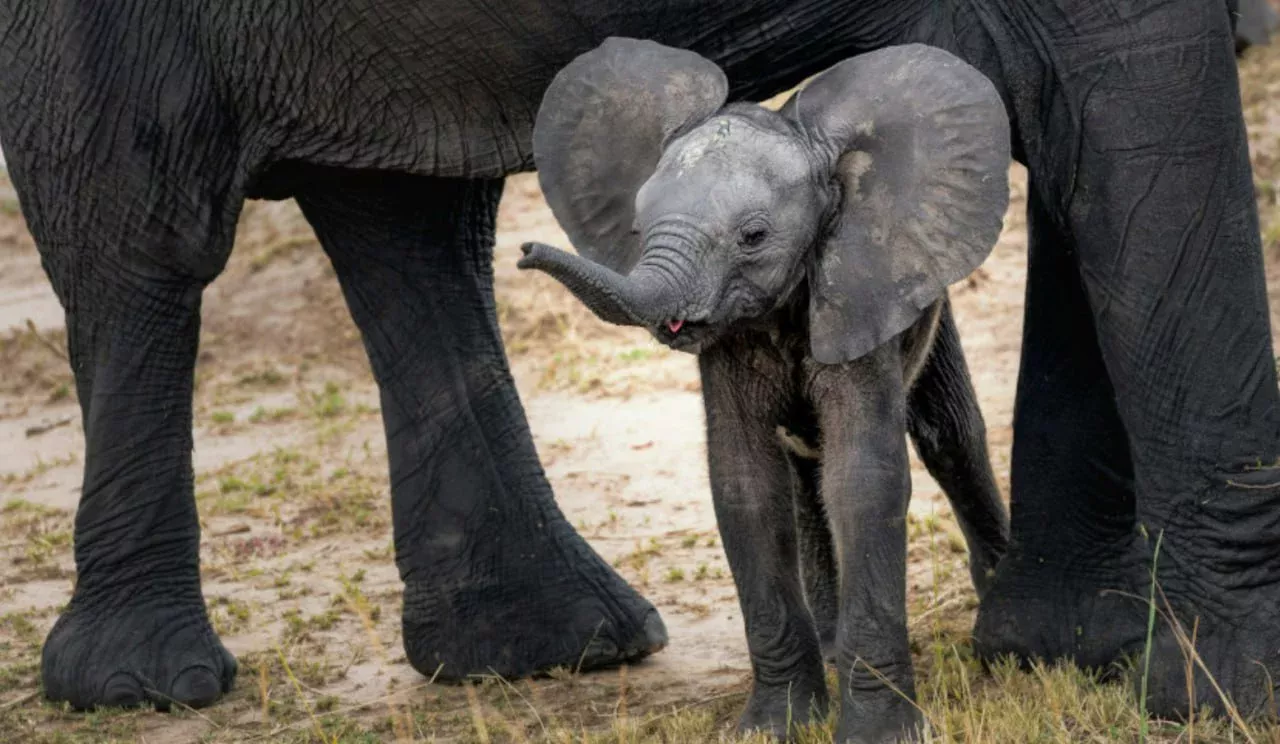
667 319 684 333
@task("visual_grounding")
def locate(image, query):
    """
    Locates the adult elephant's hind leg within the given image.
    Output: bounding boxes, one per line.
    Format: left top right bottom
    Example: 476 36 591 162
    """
1054 4 1280 718
971 188 1150 673
979 1 1280 718
295 170 666 681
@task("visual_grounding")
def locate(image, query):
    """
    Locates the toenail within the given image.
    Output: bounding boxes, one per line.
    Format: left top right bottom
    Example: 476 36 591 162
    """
171 665 223 708
641 610 668 652
101 672 144 708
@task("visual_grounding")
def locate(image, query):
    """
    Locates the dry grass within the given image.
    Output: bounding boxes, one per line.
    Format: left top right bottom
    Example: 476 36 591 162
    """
3 506 1276 742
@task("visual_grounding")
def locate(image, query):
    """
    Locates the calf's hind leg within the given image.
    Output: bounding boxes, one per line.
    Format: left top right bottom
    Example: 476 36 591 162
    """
789 451 840 662
905 299 1009 596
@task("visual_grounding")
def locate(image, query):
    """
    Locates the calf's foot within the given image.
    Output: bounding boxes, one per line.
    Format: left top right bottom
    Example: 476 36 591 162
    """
42 585 236 710
835 695 922 744
738 671 831 740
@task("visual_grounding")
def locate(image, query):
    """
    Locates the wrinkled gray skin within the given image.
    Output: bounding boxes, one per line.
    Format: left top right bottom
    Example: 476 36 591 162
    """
519 45 1014 743
2 0 1279 730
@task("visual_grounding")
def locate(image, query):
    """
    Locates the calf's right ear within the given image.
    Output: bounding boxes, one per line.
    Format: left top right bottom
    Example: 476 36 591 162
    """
533 37 729 275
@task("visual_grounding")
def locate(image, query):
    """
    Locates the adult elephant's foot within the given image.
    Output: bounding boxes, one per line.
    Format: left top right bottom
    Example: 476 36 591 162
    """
401 545 667 681
975 528 1280 719
737 672 830 741
972 535 1149 672
1133 463 1280 718
1143 598 1280 718
42 585 236 710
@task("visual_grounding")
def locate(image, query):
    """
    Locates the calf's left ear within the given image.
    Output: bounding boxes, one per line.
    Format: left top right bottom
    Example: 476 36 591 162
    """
790 45 1011 365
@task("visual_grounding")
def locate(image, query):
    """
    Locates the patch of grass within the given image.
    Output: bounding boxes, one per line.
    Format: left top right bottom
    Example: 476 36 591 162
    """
363 542 394 562
277 585 314 601
0 607 50 697
210 410 236 425
613 538 664 572
198 446 387 543
1 497 61 518
249 404 299 423
22 529 71 565
1 499 73 575
663 567 685 583
618 348 653 363
210 596 253 636
248 235 315 273
236 365 289 388
1 455 78 488
281 606 347 645
0 324 72 399
0 609 43 645
4 628 1278 743
310 381 346 419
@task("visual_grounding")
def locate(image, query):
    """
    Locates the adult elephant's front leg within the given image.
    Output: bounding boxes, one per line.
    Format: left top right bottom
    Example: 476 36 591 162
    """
1016 2 1280 717
37 252 236 710
295 170 665 681
972 187 1149 670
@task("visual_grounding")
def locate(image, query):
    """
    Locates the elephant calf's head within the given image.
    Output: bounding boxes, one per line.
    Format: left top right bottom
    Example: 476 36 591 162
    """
519 38 1011 362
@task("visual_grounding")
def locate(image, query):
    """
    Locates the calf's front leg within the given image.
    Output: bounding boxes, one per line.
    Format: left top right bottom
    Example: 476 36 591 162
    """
812 349 920 744
699 347 828 738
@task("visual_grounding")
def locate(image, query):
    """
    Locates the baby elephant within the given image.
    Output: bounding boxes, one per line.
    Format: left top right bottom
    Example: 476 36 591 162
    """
520 39 1011 743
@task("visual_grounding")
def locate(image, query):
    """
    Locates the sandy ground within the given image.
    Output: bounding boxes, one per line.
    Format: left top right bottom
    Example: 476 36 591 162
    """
2 47 1280 741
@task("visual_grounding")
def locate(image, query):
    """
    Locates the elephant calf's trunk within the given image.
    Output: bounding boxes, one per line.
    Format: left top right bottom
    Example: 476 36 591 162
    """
517 242 680 328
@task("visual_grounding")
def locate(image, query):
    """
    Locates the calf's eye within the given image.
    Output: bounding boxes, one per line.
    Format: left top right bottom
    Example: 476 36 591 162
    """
740 227 768 248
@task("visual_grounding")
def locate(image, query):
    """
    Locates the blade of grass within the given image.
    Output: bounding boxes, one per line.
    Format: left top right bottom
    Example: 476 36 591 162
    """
275 645 331 744
1139 528 1164 744
466 684 491 744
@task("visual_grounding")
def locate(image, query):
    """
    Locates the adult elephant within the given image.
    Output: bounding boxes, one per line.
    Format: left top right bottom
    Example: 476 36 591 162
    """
0 0 1275 725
